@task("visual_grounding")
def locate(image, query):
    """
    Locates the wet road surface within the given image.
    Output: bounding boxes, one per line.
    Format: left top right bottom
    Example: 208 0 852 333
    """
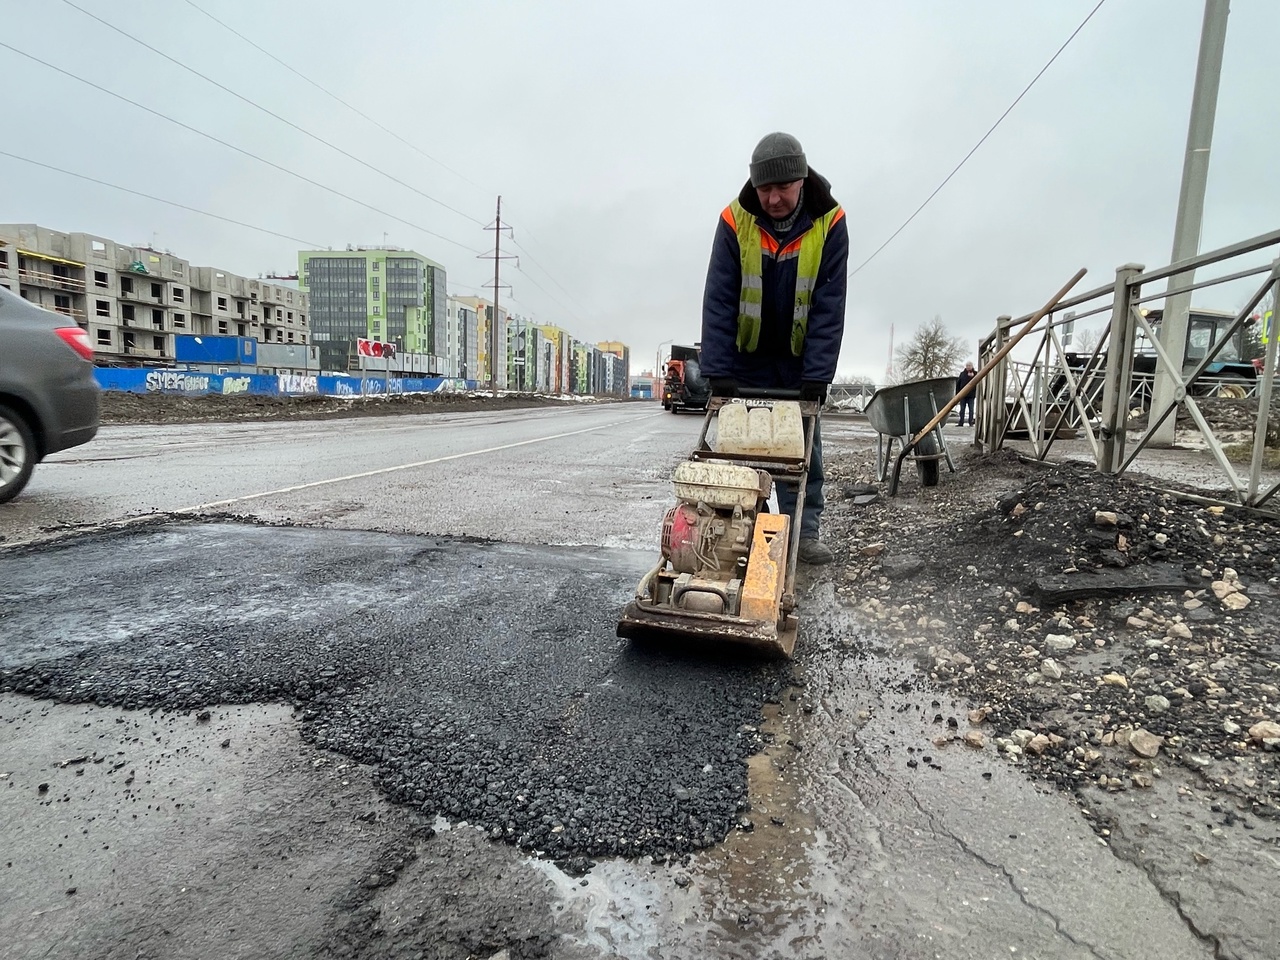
0 407 1258 958
1 404 682 548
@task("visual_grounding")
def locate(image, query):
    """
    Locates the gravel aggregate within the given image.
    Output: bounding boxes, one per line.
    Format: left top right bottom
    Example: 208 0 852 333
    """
821 437 1280 819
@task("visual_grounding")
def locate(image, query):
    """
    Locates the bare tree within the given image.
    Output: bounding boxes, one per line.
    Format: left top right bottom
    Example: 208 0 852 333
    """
894 315 968 382
1073 327 1102 355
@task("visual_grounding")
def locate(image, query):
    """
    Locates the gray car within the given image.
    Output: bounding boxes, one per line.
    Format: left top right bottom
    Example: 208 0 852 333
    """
0 286 100 503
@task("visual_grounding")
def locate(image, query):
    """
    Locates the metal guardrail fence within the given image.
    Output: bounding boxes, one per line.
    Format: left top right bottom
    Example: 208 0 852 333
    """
826 382 879 412
977 227 1280 510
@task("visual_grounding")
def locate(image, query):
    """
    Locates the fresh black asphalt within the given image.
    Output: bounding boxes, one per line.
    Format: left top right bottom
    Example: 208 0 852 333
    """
0 522 787 865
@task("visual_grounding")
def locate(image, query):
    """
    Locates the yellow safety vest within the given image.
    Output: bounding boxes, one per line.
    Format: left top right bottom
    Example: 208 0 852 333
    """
722 198 844 355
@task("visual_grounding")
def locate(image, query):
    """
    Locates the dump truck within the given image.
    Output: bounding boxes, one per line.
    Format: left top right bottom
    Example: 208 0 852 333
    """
661 344 711 413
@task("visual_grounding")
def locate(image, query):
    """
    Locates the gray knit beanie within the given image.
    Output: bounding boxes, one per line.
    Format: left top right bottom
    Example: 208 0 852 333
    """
749 132 808 188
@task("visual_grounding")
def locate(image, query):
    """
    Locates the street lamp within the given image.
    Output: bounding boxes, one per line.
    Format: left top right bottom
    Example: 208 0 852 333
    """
656 338 674 385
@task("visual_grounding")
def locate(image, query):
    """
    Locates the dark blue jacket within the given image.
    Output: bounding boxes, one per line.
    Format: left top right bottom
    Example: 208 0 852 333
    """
700 171 849 387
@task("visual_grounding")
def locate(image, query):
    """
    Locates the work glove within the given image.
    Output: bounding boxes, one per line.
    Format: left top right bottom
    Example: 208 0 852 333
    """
800 381 828 404
709 377 738 397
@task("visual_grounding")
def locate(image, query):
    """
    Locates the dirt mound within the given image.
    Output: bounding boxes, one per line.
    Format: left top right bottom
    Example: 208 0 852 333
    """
1126 395 1280 444
101 391 609 425
823 446 1280 819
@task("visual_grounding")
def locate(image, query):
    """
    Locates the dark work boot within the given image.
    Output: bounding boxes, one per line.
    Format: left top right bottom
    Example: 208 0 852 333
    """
797 538 835 566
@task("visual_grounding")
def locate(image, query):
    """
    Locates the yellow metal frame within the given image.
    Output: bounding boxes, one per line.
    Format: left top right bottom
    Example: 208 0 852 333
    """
738 512 789 626
17 249 84 268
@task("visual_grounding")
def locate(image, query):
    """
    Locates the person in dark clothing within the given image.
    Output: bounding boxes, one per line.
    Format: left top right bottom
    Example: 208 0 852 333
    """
700 132 849 565
955 361 977 426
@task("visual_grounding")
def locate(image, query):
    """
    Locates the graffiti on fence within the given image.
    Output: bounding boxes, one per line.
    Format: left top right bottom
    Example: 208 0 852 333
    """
278 374 319 395
145 371 211 393
96 367 478 398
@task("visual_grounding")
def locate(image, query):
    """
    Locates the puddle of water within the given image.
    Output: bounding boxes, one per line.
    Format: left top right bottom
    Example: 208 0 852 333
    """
541 580 1217 959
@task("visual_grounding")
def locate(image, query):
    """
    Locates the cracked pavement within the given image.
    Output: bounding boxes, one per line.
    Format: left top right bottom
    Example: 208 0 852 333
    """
1 406 1275 957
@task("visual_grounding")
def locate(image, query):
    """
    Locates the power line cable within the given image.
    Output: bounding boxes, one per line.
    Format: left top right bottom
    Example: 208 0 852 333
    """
0 42 482 255
848 0 1107 280
168 0 597 323
510 263 585 326
179 0 489 197
492 197 594 316
56 0 488 229
178 0 594 324
0 149 321 247
507 237 589 317
55 0 592 322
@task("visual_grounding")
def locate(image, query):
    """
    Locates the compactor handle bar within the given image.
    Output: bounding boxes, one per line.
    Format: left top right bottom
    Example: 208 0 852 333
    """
725 387 802 400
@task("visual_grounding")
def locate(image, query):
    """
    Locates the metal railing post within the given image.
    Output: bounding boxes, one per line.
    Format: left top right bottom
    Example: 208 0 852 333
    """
1247 265 1280 504
975 339 991 447
983 315 1011 451
1099 264 1144 473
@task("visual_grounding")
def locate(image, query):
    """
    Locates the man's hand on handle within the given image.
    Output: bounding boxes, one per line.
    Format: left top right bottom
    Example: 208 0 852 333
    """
799 381 828 404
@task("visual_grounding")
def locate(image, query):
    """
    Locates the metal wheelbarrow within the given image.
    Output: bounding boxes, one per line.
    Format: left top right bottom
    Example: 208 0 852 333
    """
865 376 957 495
859 267 1093 498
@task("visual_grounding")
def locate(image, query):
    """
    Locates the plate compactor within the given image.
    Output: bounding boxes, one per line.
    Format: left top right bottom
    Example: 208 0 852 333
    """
616 390 819 658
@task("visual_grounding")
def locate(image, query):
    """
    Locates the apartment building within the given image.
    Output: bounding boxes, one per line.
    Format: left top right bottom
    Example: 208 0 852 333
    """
597 341 631 396
0 223 187 363
445 296 480 380
299 247 447 374
189 268 308 346
538 324 572 394
0 223 309 364
505 314 540 391
450 295 508 387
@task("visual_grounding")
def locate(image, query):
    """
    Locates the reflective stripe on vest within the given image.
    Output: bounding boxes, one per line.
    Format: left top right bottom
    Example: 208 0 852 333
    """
723 198 844 355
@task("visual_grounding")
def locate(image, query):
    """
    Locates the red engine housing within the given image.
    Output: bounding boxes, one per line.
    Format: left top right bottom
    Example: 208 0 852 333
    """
661 502 753 575
661 503 702 573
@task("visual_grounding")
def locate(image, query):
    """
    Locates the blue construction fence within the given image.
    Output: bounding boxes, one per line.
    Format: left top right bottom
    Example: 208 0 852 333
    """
95 367 479 398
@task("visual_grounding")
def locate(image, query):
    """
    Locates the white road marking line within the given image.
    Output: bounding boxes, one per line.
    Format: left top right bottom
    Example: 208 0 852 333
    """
181 413 662 512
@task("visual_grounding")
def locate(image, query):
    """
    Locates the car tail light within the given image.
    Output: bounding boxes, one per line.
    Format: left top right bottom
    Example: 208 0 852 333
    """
55 325 95 362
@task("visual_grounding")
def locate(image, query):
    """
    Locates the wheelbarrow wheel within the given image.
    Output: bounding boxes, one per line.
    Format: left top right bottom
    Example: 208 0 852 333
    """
916 433 940 487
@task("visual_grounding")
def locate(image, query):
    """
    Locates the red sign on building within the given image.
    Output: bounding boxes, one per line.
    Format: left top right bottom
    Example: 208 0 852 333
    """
357 338 396 359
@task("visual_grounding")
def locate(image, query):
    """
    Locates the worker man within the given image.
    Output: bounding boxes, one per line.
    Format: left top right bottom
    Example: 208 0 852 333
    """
955 361 977 426
700 132 849 565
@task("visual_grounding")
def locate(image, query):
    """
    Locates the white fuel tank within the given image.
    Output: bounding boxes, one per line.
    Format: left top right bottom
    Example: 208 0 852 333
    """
672 461 764 510
715 401 804 459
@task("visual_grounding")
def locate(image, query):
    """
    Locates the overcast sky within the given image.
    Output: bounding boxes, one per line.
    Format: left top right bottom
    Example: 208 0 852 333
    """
4 0 1277 377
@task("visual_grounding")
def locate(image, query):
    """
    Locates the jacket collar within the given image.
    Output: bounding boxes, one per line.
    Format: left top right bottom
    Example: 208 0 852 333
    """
737 168 839 219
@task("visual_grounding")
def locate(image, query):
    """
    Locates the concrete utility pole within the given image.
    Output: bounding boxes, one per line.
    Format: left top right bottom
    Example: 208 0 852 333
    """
1150 0 1230 446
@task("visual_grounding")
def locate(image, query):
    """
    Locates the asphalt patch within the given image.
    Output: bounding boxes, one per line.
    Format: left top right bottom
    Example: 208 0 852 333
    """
0 523 787 862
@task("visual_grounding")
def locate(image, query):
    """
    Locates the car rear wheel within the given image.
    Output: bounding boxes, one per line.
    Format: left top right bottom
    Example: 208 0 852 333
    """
0 404 36 504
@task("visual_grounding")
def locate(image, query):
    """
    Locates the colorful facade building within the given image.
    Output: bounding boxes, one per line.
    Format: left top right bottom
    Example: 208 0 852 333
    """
298 247 445 374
